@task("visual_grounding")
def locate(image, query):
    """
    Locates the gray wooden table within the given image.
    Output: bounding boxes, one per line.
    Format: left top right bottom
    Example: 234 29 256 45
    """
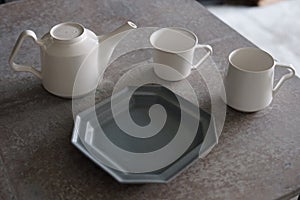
0 0 299 199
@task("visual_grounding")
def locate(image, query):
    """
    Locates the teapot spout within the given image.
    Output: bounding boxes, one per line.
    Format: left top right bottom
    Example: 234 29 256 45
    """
97 21 137 79
99 21 137 42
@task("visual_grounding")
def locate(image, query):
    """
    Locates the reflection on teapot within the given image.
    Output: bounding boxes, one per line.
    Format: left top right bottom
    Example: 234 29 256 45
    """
9 21 137 98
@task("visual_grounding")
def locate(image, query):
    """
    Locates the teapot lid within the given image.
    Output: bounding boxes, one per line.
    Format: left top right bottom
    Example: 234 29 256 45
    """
50 22 86 43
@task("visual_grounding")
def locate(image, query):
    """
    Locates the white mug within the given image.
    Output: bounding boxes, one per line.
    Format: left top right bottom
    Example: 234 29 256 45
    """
150 27 213 81
224 47 295 112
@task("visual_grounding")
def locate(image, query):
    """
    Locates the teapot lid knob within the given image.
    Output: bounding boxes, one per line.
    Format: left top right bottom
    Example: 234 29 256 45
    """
50 22 86 43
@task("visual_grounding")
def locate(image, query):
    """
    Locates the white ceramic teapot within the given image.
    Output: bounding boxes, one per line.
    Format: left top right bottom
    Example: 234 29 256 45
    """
9 21 137 98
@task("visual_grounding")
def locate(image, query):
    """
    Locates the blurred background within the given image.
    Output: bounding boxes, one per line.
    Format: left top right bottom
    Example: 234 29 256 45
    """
199 0 300 77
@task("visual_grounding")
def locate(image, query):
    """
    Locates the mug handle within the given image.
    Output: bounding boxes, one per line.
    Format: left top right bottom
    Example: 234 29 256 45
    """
191 44 213 70
9 30 43 79
272 62 295 95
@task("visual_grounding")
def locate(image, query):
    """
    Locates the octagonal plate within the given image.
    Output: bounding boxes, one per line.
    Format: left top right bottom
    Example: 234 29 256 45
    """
71 84 215 183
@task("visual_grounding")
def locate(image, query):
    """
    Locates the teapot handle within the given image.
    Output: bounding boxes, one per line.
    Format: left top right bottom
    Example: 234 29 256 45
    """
9 30 43 79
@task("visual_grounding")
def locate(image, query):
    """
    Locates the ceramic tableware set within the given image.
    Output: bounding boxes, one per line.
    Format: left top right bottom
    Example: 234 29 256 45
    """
9 21 296 183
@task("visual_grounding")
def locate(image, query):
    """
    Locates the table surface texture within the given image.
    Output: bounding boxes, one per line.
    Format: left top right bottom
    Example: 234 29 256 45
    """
0 0 299 199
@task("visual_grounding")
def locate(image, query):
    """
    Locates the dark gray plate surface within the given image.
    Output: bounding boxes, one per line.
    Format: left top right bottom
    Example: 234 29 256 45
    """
72 84 215 183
